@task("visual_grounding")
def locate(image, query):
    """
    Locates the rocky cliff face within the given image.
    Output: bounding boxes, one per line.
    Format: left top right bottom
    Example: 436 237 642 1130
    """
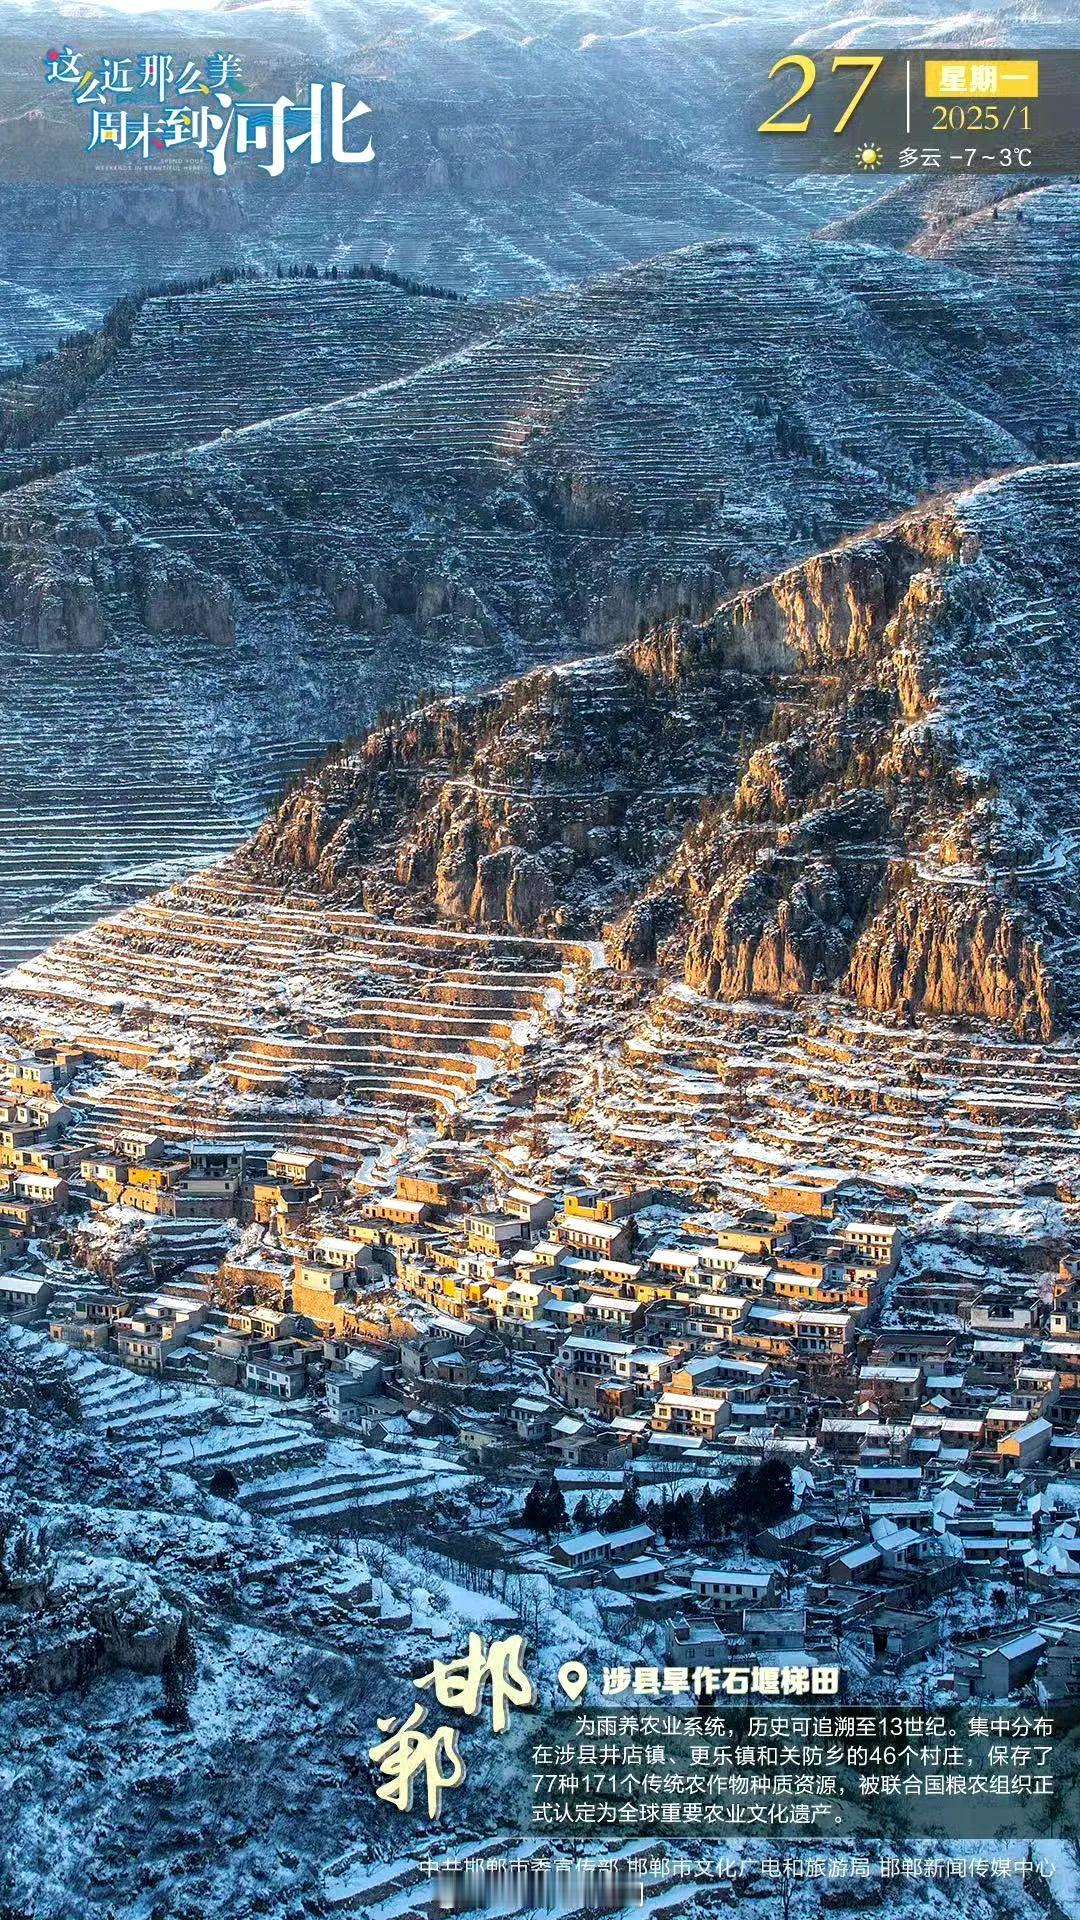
250 652 766 936
251 463 1080 1037
677 796 889 1001
846 880 1055 1035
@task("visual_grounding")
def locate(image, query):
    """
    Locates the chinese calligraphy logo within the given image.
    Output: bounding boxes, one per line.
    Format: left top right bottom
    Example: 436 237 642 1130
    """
44 48 374 177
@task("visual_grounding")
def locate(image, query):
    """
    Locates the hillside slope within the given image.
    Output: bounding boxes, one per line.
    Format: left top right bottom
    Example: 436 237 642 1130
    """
0 271 489 486
907 179 1080 319
4 234 1077 667
250 461 1080 1038
0 1322 546 1919
2 218 1079 967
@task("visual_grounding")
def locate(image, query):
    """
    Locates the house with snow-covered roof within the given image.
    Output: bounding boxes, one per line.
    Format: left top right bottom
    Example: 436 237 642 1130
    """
652 1388 731 1441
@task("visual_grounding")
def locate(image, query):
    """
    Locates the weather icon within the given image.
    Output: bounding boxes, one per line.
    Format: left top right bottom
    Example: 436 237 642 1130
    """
856 142 884 169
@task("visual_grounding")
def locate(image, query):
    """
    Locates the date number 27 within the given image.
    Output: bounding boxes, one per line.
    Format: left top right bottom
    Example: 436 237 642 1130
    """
759 54 883 135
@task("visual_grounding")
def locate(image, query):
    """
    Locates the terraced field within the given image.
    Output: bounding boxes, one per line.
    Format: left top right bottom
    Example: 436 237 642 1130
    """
0 865 585 1142
0 2 880 376
0 628 332 969
4 1320 219 1442
0 276 494 486
5 1323 475 1532
74 236 1075 599
4 222 1079 967
909 180 1080 305
576 981 1080 1214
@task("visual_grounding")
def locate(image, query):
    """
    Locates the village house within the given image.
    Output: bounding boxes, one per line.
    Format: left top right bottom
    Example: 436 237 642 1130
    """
684 1353 773 1396
400 1331 480 1388
13 1170 68 1212
561 1253 645 1293
855 1463 924 1501
511 1235 567 1279
486 1277 554 1328
245 1339 310 1400
997 1415 1052 1468
551 1527 611 1572
563 1187 645 1224
510 1394 557 1442
396 1170 468 1211
0 1272 54 1316
979 1630 1047 1699
766 1173 851 1220
9 1055 65 1096
870 1517 930 1572
503 1183 558 1234
553 1213 634 1261
582 1291 644 1337
858 1364 925 1416
840 1220 902 1272
552 1521 656 1575
652 1388 731 1440
710 1212 793 1259
117 1129 164 1165
325 1355 384 1423
689 1567 777 1609
0 1122 45 1161
1038 1621 1080 1703
682 1291 750 1343
115 1294 208 1371
466 1211 525 1257
734 1303 799 1358
185 1142 251 1182
869 1609 939 1666
545 1414 626 1469
969 1289 1040 1335
316 1234 372 1272
609 1554 667 1597
267 1148 324 1188
554 1334 674 1411
363 1192 430 1230
647 1244 705 1287
228 1305 298 1339
796 1308 855 1358
291 1258 348 1327
252 1180 311 1228
79 1153 128 1202
48 1291 130 1349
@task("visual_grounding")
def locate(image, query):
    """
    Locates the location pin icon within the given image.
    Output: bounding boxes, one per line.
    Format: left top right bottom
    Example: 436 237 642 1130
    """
558 1660 589 1703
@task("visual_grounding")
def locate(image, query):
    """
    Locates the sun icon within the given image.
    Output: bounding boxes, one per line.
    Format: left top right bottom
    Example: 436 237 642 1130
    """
856 143 884 170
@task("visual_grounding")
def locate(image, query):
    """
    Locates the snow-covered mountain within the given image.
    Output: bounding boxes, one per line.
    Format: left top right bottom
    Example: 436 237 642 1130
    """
3 221 1079 962
247 460 1080 1037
